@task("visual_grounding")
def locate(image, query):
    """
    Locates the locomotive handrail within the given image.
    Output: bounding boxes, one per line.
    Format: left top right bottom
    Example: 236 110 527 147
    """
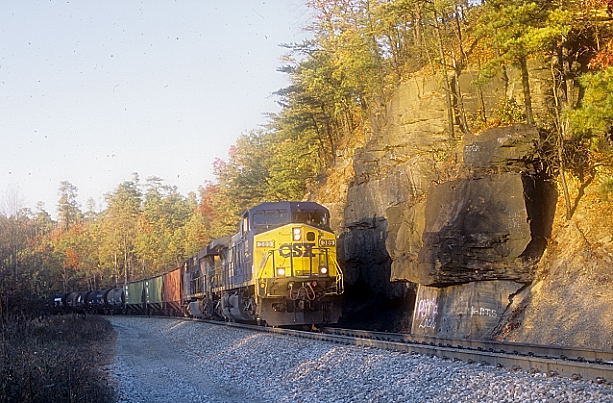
256 250 274 297
256 250 274 279
334 261 344 294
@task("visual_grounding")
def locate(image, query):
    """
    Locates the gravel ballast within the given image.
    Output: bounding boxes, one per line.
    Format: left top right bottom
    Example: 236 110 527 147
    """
108 316 612 402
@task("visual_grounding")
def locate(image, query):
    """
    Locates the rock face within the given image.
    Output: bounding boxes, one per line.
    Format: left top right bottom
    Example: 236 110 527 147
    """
388 124 557 287
417 173 533 284
313 74 557 336
411 281 525 338
462 125 541 174
406 125 557 286
396 123 556 338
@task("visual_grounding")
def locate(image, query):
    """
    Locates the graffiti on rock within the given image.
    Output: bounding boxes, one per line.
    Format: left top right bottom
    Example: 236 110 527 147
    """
415 298 438 329
470 306 498 318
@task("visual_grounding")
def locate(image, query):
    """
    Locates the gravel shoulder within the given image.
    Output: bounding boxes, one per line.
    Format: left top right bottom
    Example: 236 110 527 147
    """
109 316 612 403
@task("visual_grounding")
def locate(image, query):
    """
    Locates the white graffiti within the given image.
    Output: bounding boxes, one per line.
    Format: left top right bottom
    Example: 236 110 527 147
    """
415 298 438 329
470 306 498 318
464 144 480 153
509 211 524 230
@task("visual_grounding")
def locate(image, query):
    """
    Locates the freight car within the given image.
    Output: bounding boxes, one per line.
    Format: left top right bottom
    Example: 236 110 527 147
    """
59 201 344 327
53 287 124 314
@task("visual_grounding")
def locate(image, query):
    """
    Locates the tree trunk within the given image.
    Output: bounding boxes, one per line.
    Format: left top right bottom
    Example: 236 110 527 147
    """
519 56 535 124
433 10 455 139
550 57 573 219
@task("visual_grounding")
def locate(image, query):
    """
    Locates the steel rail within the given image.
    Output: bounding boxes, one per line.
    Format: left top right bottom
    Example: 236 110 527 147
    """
185 319 612 383
319 327 613 364
121 316 612 382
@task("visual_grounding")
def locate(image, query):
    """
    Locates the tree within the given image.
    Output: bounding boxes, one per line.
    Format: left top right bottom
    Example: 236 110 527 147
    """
209 132 273 236
57 181 81 231
134 177 194 275
477 1 571 125
101 178 142 283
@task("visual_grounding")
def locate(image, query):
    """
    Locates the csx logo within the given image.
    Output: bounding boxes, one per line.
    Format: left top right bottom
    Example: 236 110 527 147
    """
279 243 315 258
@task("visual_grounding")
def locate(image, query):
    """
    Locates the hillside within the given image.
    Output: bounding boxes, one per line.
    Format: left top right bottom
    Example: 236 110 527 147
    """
310 70 613 350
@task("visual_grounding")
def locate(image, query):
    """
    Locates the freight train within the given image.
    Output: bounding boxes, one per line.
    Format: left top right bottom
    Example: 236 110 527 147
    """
54 201 344 326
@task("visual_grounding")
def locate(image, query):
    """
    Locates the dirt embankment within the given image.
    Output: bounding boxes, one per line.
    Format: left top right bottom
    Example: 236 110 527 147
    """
494 181 613 350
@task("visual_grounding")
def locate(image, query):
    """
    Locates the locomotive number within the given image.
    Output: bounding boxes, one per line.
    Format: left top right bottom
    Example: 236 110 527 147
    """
319 239 336 247
279 243 316 258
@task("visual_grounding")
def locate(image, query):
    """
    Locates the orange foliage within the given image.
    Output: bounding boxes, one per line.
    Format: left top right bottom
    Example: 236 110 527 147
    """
199 182 219 220
582 0 613 15
65 247 80 270
589 39 613 69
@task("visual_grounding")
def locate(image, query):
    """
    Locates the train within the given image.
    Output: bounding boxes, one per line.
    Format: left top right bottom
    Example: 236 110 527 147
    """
53 201 344 326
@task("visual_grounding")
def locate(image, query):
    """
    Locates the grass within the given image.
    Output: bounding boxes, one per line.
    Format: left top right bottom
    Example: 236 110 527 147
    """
0 314 116 403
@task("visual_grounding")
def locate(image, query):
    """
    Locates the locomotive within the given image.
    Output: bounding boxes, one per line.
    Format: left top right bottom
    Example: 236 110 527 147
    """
57 201 344 327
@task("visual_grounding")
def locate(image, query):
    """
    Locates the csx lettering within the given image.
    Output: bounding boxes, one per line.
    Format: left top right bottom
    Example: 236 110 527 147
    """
279 243 315 258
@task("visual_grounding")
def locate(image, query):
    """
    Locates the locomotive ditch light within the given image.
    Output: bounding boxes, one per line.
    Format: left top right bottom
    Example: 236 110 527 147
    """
320 266 328 275
292 227 302 241
276 267 286 277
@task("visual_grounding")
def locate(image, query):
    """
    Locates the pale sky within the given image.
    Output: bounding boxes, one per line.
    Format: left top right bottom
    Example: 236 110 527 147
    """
0 1 312 216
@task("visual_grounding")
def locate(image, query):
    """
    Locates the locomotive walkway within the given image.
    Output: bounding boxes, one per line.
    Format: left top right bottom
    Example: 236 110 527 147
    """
108 316 613 402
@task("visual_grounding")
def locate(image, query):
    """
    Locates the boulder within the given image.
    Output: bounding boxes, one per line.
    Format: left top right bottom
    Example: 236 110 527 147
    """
389 124 555 285
463 124 540 175
416 173 533 284
411 280 525 339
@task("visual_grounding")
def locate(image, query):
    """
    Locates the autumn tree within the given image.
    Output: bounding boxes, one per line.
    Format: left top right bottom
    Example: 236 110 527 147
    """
101 177 142 283
208 132 273 236
134 177 194 275
57 181 81 231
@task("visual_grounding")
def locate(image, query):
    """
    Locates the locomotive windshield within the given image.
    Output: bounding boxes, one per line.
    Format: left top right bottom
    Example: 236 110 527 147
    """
249 202 331 233
292 209 328 227
253 209 291 227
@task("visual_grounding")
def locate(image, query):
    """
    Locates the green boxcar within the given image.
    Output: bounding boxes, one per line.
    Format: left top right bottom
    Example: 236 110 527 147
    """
125 280 145 305
145 275 164 304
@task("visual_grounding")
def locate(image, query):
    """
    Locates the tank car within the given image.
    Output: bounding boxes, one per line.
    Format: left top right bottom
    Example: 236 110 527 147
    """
103 288 125 314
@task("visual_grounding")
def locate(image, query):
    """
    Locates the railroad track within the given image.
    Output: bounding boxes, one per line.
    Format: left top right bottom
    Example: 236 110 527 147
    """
190 318 612 383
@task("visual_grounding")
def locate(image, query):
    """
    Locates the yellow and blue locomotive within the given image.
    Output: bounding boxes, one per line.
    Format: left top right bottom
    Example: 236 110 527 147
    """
186 201 344 326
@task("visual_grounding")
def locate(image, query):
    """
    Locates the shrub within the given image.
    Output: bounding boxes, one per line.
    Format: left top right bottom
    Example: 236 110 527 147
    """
0 315 116 403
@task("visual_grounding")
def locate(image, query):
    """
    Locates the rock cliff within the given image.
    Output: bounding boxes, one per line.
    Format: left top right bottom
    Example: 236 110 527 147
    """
311 71 612 348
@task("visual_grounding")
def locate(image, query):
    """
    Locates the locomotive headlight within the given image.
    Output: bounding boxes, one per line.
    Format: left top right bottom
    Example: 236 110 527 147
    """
320 266 328 275
276 267 286 277
292 227 302 241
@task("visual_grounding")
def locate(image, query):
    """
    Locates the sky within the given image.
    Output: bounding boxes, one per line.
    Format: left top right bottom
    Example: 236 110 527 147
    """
0 1 313 217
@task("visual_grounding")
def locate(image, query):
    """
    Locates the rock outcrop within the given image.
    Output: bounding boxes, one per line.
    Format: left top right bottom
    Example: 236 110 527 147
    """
410 125 557 286
412 280 525 338
313 73 558 337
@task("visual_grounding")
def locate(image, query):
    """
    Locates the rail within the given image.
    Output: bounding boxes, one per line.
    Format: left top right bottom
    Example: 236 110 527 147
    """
192 319 612 383
120 315 613 383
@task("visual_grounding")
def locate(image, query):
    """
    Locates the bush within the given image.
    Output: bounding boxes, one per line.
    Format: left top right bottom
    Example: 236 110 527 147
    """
0 315 116 403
